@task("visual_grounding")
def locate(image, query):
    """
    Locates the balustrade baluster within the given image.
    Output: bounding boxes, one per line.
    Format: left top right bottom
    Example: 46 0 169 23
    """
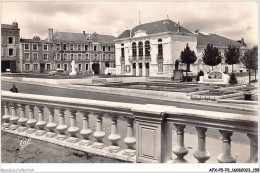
193 127 210 163
9 103 19 129
56 108 68 135
93 114 105 148
2 102 11 128
124 117 136 154
46 107 57 132
17 104 28 131
80 112 92 140
217 130 236 163
172 124 188 163
68 110 79 137
247 134 258 163
27 105 37 129
108 115 121 152
36 105 47 130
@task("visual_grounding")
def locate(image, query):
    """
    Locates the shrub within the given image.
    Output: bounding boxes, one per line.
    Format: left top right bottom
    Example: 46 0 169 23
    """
229 73 238 85
196 70 204 81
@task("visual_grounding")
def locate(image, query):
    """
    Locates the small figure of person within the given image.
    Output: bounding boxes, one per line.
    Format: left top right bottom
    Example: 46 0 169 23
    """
10 84 18 93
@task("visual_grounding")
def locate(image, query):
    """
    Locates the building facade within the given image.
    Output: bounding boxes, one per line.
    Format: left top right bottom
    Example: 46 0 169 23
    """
115 19 248 77
20 36 54 73
1 22 20 72
50 29 116 75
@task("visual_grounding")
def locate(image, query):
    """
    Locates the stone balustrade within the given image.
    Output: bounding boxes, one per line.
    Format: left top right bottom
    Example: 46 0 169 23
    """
1 91 258 163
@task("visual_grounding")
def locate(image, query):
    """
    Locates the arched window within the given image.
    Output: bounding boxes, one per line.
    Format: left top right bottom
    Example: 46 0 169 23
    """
145 41 150 56
132 42 137 57
138 41 143 56
121 48 125 57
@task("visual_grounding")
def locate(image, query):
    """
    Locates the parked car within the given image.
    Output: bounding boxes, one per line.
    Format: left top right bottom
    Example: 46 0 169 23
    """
48 69 64 76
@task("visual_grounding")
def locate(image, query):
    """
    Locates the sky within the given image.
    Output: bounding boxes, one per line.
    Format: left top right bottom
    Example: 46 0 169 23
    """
1 1 258 47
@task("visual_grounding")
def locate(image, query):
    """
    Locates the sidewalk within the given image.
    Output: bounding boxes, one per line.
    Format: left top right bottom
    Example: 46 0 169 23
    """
1 77 258 113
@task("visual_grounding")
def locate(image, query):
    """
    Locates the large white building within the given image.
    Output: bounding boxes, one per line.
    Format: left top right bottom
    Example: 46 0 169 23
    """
115 19 248 77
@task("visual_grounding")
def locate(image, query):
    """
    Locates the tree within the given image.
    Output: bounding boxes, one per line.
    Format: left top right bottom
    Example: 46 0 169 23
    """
180 43 197 81
241 46 258 85
224 45 241 73
202 44 222 71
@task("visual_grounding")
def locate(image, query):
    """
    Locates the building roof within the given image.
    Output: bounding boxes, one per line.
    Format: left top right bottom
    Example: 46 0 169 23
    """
20 38 51 44
117 19 193 39
1 23 19 30
197 32 243 47
53 32 116 43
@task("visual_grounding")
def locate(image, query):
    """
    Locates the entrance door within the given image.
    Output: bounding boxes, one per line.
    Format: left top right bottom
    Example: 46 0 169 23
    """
133 63 136 76
64 64 68 71
1 61 10 72
40 64 45 73
145 63 149 77
10 61 16 73
92 63 100 74
225 66 229 74
139 63 142 76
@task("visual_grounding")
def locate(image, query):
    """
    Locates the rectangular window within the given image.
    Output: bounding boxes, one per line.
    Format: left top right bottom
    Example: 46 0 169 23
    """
63 44 67 50
109 54 111 60
47 64 51 70
25 64 30 71
78 64 82 71
25 53 30 59
78 54 81 60
71 54 74 60
121 63 125 73
78 45 82 51
64 64 68 71
56 54 61 60
103 54 106 60
86 54 89 60
121 48 125 57
56 44 60 51
85 45 88 51
33 53 38 60
8 48 14 56
103 46 106 51
24 44 29 50
158 62 163 72
43 54 48 60
70 44 74 51
64 54 67 61
108 46 111 51
57 64 61 69
32 44 38 50
94 45 97 51
85 64 89 71
43 45 48 51
8 37 13 44
33 64 38 71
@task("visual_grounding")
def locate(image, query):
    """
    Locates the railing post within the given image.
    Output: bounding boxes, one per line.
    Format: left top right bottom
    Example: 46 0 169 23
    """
10 103 19 129
172 124 189 163
124 116 136 154
46 107 57 132
132 105 172 163
193 127 210 163
217 130 236 163
2 102 11 128
27 105 37 128
36 105 47 130
93 113 106 148
80 112 92 140
247 134 258 163
68 109 79 137
17 104 28 131
56 108 68 135
108 115 121 152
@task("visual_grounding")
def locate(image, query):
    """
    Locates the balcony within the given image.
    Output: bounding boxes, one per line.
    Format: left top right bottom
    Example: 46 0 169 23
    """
157 54 163 61
1 91 258 163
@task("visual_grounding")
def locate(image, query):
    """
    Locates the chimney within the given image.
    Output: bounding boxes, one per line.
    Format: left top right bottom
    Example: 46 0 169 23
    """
177 22 181 32
12 21 18 28
83 31 86 35
48 28 53 42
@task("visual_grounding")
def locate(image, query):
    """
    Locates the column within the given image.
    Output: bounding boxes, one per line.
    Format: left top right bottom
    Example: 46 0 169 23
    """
108 115 121 152
193 127 210 163
46 107 57 132
124 116 136 153
68 109 79 137
93 114 105 147
56 108 68 135
36 105 47 130
80 112 92 140
172 124 188 163
247 134 258 163
2 102 11 128
9 103 19 129
17 104 28 130
217 130 236 163
27 105 37 128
